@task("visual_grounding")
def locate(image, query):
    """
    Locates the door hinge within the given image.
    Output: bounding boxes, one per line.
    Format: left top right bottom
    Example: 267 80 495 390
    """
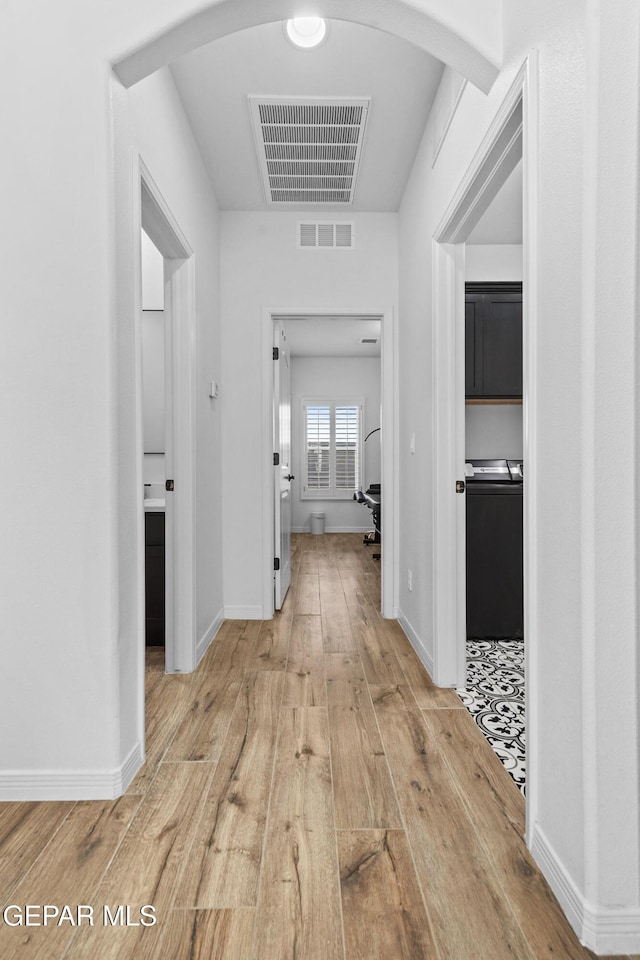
165 479 175 492
273 452 280 466
273 347 279 360
274 557 281 571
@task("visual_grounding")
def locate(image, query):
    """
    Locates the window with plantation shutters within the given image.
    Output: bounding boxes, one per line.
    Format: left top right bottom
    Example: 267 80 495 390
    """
305 404 331 493
302 399 363 499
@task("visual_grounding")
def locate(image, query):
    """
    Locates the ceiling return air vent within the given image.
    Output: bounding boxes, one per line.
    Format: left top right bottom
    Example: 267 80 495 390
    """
249 96 370 206
298 221 355 249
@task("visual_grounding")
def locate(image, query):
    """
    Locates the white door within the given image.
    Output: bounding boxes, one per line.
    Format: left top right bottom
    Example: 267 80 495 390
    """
274 320 292 608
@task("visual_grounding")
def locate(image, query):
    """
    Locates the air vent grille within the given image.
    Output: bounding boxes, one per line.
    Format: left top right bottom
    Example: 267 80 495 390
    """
249 97 370 205
298 221 355 249
265 144 357 162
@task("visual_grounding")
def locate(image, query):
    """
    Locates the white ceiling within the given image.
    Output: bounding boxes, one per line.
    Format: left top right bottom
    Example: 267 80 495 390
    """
170 20 444 212
281 317 381 357
467 160 523 244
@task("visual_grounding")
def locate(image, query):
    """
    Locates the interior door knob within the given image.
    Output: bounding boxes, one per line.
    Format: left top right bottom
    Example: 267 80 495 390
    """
286 474 295 481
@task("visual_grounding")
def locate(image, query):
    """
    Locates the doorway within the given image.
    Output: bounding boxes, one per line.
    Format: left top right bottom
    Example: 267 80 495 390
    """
140 228 169 653
431 57 539 829
460 274 525 792
264 309 397 618
138 162 197 674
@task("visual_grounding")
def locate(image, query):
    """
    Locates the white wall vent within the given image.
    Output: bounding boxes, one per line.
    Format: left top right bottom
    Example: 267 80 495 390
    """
249 96 370 205
297 221 355 249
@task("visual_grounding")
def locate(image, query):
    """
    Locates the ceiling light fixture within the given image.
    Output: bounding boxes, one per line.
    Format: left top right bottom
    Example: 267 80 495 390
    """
285 16 328 49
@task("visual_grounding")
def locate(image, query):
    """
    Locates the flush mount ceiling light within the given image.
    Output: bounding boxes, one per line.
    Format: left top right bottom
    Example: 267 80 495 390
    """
285 16 328 49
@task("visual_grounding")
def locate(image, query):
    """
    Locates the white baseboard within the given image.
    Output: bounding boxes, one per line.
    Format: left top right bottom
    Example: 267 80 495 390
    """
397 610 435 679
530 824 584 941
531 823 640 954
0 741 144 802
327 525 371 533
196 608 225 666
119 741 144 794
223 605 263 620
292 526 372 534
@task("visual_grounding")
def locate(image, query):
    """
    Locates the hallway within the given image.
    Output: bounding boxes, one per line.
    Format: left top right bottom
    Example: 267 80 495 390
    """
0 534 633 960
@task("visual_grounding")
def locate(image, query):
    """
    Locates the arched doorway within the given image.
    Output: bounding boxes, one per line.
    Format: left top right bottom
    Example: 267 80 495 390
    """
111 0 501 92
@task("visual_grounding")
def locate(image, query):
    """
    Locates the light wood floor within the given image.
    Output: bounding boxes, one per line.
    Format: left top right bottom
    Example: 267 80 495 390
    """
0 533 636 959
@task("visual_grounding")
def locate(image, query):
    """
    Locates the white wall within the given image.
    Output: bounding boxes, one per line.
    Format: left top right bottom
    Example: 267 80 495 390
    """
220 211 397 617
127 67 224 665
141 233 166 460
141 312 165 455
465 243 522 281
0 54 223 796
399 0 587 873
464 407 522 459
290 356 381 532
398 0 640 950
573 0 640 928
141 230 165 310
0 14 125 789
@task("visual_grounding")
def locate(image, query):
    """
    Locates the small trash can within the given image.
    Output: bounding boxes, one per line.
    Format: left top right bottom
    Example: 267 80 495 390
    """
310 512 325 535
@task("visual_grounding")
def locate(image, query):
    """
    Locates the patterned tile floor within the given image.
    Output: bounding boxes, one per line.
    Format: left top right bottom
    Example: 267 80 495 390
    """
456 638 526 795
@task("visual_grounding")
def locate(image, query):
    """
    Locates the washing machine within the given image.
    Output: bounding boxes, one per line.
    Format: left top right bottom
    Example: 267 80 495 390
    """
465 458 523 638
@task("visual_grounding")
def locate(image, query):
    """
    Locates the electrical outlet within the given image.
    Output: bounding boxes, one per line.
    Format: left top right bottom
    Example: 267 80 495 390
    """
407 569 413 591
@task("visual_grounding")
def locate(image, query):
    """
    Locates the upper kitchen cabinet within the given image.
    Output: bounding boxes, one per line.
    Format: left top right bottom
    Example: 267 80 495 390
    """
465 283 522 400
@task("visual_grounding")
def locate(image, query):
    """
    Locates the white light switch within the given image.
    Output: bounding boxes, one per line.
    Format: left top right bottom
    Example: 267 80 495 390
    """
209 381 219 399
410 433 416 455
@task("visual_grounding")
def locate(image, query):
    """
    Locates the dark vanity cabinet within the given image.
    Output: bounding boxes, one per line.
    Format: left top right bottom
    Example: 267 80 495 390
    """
145 512 165 645
465 283 523 399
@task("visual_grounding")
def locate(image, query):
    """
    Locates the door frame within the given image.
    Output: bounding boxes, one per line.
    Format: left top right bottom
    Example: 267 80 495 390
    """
261 306 398 619
138 158 197 674
272 319 292 609
431 54 539 836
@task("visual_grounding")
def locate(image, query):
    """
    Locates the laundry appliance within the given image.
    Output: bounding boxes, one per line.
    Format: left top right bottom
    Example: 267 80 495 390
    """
465 458 523 639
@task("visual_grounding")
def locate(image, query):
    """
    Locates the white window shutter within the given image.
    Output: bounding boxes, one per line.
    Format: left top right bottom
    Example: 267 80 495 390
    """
302 400 362 499
334 405 360 491
305 404 331 492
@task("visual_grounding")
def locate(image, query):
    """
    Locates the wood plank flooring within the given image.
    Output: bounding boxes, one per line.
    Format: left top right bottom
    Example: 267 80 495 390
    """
0 533 635 960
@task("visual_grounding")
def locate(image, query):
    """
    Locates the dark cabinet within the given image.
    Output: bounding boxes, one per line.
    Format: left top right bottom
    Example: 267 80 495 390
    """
466 486 523 638
465 283 522 399
145 512 165 646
